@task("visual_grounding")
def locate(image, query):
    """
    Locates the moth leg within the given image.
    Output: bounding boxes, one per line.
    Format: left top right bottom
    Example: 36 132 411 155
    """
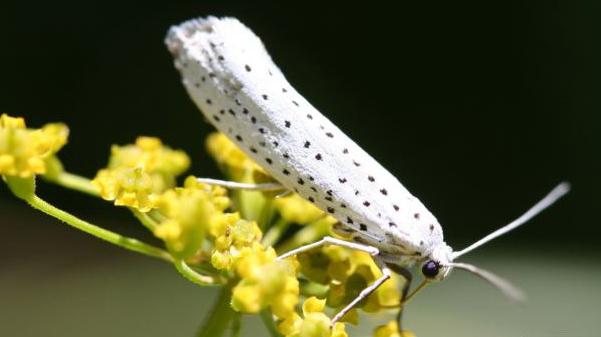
277 237 390 325
331 257 391 325
276 236 379 260
196 178 284 191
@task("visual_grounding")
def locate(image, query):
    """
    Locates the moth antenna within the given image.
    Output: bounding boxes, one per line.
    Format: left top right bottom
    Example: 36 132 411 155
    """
452 182 570 259
446 262 526 302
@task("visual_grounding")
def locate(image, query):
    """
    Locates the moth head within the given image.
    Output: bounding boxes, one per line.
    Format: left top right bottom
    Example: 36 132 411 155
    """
420 183 569 302
421 244 453 281
416 243 526 302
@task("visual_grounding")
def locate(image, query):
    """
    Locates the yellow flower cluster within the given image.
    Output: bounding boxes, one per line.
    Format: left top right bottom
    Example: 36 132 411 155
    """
205 133 342 334
154 176 230 259
92 136 190 211
209 211 300 321
210 214 262 270
299 246 401 318
206 132 270 183
275 194 327 224
0 114 68 177
92 167 157 211
231 248 299 319
108 136 190 182
279 297 348 337
211 215 351 337
0 110 418 337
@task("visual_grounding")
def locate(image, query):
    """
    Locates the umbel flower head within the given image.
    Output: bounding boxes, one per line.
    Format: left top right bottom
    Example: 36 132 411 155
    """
278 297 348 337
92 136 190 211
0 114 68 178
1 112 413 337
231 247 300 319
154 176 231 259
108 136 190 180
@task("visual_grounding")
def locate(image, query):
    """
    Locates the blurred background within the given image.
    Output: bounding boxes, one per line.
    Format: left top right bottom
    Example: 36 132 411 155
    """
0 1 599 336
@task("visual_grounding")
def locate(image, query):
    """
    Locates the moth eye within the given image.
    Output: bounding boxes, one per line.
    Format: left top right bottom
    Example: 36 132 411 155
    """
421 260 440 279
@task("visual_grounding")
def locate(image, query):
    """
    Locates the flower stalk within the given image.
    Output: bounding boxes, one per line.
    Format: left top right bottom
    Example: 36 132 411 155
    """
196 285 237 337
17 181 173 263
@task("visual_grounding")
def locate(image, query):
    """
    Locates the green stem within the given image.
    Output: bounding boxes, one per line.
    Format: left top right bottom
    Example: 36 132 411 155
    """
259 310 283 337
262 218 290 248
131 209 159 231
230 312 241 337
173 259 220 286
196 285 236 337
148 209 167 223
257 197 277 231
46 172 99 197
26 194 173 263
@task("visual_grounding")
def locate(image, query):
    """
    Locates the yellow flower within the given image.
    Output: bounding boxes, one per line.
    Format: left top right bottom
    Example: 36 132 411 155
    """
205 132 280 221
298 245 401 320
93 137 191 211
0 114 25 128
373 321 416 337
92 167 159 212
205 132 270 182
211 218 262 270
277 297 348 337
275 194 326 224
37 122 69 154
109 136 189 177
183 176 230 215
0 114 68 177
231 246 299 320
154 177 231 259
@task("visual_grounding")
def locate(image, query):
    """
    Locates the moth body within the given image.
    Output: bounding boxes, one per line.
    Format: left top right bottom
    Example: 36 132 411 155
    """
165 17 451 268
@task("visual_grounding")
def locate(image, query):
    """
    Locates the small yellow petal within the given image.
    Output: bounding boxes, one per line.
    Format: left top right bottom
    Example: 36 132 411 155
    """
232 283 263 313
277 313 302 336
373 321 415 337
332 322 349 337
298 312 331 337
0 114 25 128
302 297 327 315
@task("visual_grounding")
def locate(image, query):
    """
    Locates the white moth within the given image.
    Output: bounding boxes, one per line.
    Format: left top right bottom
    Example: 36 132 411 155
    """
165 16 569 325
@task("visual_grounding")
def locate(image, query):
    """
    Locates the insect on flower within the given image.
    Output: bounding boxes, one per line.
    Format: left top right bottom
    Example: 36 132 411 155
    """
165 16 570 327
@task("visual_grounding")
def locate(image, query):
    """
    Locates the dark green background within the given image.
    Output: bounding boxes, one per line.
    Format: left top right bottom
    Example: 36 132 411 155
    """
0 1 599 337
